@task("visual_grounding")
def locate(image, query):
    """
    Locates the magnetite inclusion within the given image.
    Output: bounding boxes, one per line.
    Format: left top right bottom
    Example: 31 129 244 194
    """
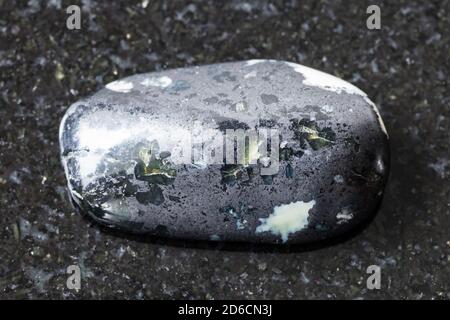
59 60 389 244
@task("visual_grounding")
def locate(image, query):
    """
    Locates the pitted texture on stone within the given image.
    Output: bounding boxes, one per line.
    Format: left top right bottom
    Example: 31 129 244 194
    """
59 60 390 244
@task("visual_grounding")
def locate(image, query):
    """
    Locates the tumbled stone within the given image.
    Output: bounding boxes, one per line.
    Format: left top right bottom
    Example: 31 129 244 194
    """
59 59 389 244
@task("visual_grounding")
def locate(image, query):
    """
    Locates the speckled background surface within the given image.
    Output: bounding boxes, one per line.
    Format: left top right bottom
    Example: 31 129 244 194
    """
0 0 449 299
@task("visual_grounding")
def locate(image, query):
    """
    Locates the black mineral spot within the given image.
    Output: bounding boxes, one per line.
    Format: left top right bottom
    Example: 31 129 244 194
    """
212 71 237 83
203 96 219 104
168 195 181 203
260 94 279 105
136 185 164 205
258 119 278 128
217 119 250 132
285 163 294 178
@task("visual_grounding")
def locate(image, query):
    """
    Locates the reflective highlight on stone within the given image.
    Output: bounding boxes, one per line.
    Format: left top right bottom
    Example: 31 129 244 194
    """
59 60 389 244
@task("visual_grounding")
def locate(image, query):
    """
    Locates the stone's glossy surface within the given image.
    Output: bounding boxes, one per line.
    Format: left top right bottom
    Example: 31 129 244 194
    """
59 60 389 244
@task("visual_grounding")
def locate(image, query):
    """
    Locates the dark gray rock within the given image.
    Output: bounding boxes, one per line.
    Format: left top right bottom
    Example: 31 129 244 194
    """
59 60 389 244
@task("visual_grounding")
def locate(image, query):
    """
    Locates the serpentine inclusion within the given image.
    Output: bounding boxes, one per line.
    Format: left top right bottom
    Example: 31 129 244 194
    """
59 59 390 244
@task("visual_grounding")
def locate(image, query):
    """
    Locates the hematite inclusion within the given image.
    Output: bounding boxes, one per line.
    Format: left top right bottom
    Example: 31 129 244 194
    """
59 60 390 244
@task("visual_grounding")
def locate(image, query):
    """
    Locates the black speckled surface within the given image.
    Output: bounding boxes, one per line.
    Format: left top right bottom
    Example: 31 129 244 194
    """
0 0 449 299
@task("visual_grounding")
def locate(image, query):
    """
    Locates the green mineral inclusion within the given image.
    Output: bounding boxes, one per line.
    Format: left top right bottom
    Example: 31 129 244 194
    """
291 119 336 150
135 140 176 185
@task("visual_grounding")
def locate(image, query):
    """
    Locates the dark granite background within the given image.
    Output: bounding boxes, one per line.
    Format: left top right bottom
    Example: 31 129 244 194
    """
0 0 449 299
